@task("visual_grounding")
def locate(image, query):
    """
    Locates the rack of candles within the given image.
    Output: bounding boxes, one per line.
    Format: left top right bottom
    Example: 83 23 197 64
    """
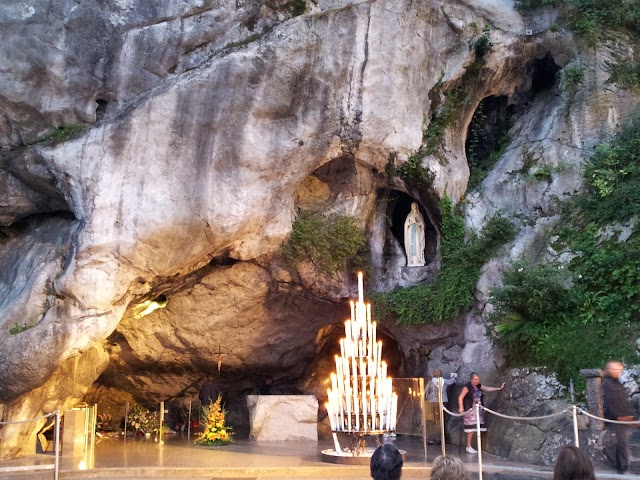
325 272 398 434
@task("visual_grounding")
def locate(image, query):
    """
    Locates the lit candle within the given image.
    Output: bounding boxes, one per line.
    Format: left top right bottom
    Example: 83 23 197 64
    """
358 272 364 304
382 361 387 380
391 393 398 431
350 301 355 323
362 369 367 430
371 383 376 430
353 370 358 408
331 373 337 398
326 401 336 431
386 380 393 430
340 338 345 359
372 323 377 353
346 385 352 431
354 388 360 431
351 355 357 384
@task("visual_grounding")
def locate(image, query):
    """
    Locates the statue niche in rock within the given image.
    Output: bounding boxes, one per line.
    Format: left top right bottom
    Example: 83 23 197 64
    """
404 202 426 267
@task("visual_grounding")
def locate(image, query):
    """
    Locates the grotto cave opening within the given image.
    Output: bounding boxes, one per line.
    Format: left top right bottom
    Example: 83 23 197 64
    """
465 95 514 190
294 155 358 211
531 52 560 94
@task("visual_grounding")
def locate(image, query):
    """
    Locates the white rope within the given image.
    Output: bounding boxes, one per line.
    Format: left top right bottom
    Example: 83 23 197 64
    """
578 408 640 425
442 405 473 417
0 412 54 425
481 405 569 421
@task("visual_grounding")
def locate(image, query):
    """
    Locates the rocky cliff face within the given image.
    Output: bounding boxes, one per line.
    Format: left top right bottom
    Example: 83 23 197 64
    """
0 0 638 462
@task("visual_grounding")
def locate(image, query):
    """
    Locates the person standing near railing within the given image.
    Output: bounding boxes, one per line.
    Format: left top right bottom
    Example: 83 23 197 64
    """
457 372 504 454
425 369 457 444
602 361 635 475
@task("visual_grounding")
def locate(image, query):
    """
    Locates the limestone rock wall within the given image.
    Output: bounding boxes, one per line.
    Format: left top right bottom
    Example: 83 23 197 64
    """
0 0 637 464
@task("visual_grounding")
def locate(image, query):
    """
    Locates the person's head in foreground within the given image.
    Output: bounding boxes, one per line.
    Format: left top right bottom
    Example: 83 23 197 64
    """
430 455 469 480
605 360 624 380
553 445 595 480
370 443 403 480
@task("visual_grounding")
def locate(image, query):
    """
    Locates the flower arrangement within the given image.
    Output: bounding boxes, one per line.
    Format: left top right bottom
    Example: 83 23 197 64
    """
96 412 113 431
128 405 152 434
195 394 233 446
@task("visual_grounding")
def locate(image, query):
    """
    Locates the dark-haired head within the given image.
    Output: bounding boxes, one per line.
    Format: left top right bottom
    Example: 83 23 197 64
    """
553 445 595 480
370 443 403 480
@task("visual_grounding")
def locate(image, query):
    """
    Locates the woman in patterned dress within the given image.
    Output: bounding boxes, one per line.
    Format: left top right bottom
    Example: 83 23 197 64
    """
457 372 504 454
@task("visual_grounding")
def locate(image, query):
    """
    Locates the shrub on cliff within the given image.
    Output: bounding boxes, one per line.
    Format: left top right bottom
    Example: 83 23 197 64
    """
489 113 640 385
282 211 368 274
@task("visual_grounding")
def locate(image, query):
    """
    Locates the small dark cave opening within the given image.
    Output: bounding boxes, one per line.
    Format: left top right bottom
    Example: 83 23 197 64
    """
464 96 515 191
95 99 108 121
531 53 560 94
385 191 437 265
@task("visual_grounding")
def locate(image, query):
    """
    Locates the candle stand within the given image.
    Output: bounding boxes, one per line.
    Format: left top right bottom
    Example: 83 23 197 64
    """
321 273 405 465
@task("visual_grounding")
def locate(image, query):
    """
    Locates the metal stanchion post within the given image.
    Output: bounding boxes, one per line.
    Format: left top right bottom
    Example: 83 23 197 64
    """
54 410 60 480
187 400 192 442
421 385 428 459
572 405 580 447
124 402 129 443
476 403 483 480
438 378 445 457
159 401 165 445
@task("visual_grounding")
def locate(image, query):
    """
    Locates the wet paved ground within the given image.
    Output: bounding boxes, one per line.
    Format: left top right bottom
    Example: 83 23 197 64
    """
0 434 637 479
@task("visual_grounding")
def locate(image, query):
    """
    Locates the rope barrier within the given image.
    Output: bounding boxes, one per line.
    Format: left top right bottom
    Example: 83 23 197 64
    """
0 412 54 425
481 406 570 421
578 408 640 425
442 405 473 417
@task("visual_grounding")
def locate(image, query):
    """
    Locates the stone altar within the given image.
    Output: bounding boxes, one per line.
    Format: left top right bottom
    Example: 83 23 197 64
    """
246 395 318 441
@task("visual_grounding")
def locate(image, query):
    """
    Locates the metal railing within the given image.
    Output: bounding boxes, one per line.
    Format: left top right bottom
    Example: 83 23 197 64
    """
434 381 640 480
0 410 60 480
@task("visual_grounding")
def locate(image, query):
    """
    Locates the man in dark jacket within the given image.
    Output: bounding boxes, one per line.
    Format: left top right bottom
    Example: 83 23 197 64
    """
602 361 635 474
199 377 220 406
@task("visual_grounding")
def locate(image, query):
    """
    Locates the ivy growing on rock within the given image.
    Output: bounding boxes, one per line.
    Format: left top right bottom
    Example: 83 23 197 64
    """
385 153 434 190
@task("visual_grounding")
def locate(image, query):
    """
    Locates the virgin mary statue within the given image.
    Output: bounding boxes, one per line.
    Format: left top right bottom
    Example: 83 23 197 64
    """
404 202 426 267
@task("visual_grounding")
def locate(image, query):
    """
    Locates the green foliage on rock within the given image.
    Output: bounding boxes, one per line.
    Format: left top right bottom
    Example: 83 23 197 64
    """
9 323 35 335
607 60 640 93
561 63 585 99
424 59 486 157
282 211 368 273
38 124 86 144
385 153 434 189
515 0 640 45
371 197 515 325
489 113 640 384
466 101 511 191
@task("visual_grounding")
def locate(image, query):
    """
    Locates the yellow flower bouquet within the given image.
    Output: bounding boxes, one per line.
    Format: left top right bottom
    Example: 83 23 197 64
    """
194 394 233 446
